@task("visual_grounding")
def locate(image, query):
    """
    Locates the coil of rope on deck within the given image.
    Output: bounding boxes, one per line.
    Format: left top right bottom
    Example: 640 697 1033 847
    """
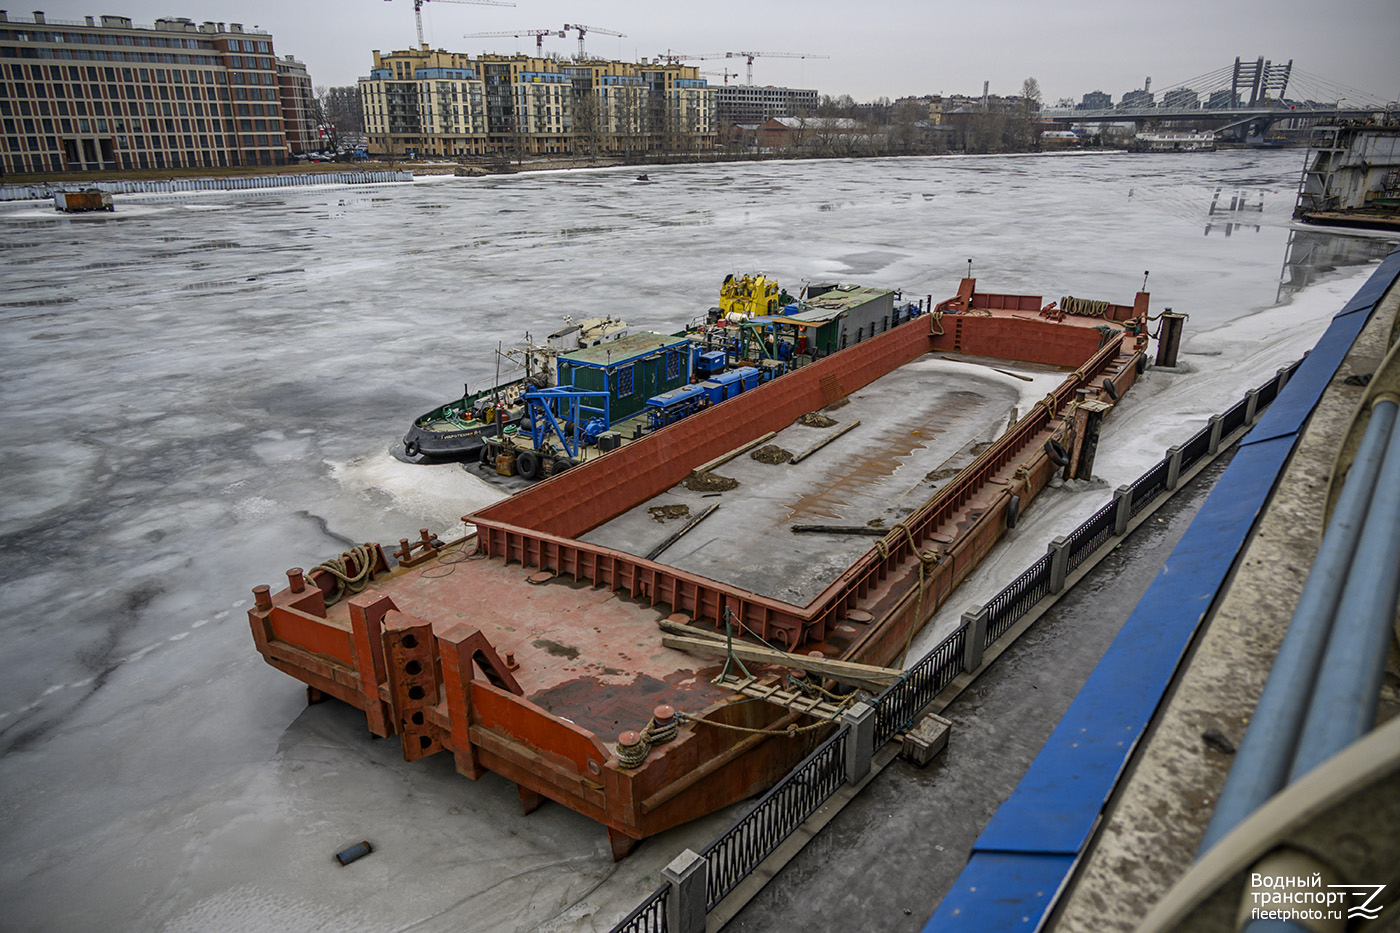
1060 296 1111 318
313 543 377 607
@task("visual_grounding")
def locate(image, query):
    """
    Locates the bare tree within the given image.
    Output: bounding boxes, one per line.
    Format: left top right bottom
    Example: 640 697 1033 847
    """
311 84 337 150
571 90 605 160
614 86 645 156
1010 77 1043 150
891 98 925 153
818 94 855 118
325 86 365 141
1021 78 1042 109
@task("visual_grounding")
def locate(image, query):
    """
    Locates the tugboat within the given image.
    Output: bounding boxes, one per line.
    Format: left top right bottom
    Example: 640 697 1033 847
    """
400 316 629 460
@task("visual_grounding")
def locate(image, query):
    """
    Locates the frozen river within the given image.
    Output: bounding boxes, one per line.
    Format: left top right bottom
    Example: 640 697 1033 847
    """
1 151 1395 932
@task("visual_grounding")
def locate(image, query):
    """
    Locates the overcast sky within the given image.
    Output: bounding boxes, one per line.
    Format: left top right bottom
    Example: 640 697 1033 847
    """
33 0 1400 105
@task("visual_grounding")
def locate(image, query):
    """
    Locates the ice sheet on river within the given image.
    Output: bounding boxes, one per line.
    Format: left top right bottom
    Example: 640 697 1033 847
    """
0 151 1394 932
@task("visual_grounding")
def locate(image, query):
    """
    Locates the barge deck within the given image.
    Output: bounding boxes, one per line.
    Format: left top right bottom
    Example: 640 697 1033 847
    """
581 356 1067 605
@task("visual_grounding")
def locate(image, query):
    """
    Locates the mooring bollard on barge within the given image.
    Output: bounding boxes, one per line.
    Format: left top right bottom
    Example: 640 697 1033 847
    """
248 277 1154 857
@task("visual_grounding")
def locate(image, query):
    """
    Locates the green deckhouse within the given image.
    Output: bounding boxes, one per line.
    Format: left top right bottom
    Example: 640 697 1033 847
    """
556 332 693 425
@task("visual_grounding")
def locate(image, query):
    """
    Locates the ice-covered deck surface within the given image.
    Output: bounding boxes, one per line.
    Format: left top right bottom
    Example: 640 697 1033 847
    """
581 354 1069 604
344 546 733 739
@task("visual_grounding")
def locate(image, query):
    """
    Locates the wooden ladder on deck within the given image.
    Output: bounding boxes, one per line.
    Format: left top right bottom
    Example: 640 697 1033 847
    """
716 675 849 720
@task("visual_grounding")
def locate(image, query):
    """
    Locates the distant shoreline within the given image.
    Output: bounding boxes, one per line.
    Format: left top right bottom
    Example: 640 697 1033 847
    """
1 143 1301 191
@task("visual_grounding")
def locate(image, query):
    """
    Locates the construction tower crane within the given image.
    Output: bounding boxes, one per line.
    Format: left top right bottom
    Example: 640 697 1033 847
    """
728 50 829 86
561 23 625 59
656 51 725 64
386 0 515 49
463 28 563 55
700 69 742 85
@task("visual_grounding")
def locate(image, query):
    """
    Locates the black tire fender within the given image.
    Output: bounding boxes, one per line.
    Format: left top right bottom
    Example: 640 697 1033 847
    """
1102 377 1119 401
1045 438 1069 467
1006 494 1021 529
1135 354 1147 375
404 439 420 458
517 450 540 480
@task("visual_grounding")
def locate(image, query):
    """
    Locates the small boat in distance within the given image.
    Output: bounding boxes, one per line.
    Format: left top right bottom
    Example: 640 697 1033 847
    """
1133 131 1217 152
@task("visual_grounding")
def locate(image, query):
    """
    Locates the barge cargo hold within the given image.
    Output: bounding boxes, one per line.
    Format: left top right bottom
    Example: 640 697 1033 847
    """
248 277 1152 858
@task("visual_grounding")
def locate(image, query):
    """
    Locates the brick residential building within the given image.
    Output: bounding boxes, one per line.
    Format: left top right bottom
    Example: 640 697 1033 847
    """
0 10 310 173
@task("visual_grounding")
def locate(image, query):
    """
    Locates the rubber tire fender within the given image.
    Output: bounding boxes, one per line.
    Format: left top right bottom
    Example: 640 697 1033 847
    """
1136 354 1147 375
1045 438 1070 467
517 450 540 480
404 439 420 458
1102 377 1120 401
1006 494 1021 529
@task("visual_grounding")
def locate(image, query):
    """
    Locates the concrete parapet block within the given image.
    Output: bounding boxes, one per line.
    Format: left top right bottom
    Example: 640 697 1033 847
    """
900 713 951 767
1166 444 1184 491
1114 484 1133 536
961 605 989 672
663 848 708 933
842 701 877 784
1049 536 1071 594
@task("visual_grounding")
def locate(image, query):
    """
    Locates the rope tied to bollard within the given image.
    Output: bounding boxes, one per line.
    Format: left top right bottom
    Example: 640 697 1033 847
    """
615 705 683 769
313 544 377 607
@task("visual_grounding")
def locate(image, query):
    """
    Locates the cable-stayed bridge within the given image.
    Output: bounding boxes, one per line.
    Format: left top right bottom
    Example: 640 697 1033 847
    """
1041 57 1394 139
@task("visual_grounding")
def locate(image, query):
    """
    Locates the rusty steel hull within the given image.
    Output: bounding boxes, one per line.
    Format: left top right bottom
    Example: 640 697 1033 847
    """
248 279 1151 856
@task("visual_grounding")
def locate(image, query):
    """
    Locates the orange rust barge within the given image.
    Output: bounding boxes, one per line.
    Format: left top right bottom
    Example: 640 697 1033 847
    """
248 278 1152 858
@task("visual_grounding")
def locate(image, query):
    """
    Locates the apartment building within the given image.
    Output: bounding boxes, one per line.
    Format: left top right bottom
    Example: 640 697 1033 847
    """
276 54 317 155
712 83 818 124
359 48 716 158
0 10 306 173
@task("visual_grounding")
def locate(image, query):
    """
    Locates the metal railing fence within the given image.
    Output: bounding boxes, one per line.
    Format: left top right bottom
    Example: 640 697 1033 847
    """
874 624 967 745
700 726 849 910
609 884 670 933
1066 502 1118 571
984 554 1054 646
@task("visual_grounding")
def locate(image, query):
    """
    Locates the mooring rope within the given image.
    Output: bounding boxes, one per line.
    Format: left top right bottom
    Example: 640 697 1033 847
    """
876 522 941 667
614 710 683 769
678 712 835 737
1060 296 1111 318
313 544 376 607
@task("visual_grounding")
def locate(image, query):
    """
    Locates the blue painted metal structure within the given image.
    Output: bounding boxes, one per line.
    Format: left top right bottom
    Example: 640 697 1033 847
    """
924 247 1400 931
521 387 610 458
645 383 710 430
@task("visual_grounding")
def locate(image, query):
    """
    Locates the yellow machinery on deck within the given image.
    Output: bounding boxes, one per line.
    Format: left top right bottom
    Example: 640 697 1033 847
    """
719 273 783 319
